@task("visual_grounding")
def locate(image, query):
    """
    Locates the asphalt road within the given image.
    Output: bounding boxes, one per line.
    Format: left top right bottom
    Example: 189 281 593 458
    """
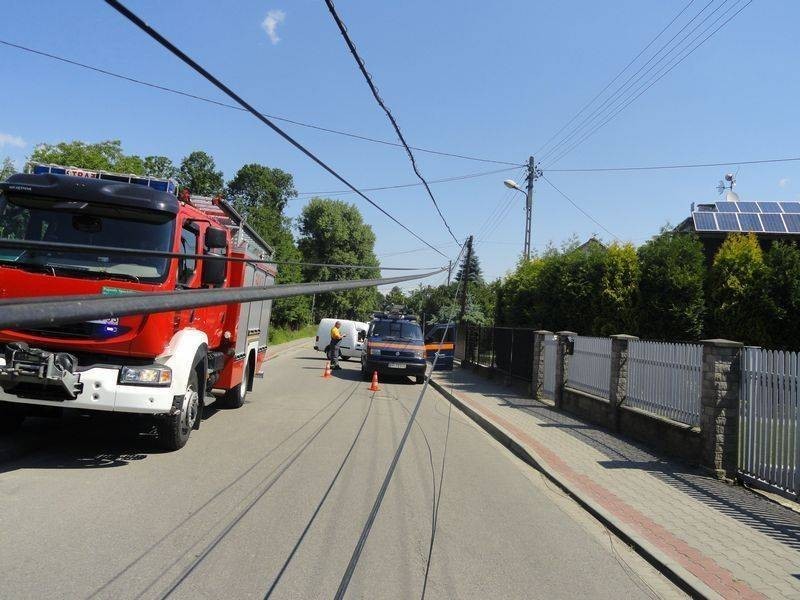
0 340 683 600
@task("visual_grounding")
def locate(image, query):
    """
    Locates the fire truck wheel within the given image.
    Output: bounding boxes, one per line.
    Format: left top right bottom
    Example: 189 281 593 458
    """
0 403 25 434
223 359 250 409
158 369 200 450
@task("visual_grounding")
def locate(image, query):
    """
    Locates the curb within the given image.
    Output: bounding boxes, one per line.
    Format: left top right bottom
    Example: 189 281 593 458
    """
429 377 718 600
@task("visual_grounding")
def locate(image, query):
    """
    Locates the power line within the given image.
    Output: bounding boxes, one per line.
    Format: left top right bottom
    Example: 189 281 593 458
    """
323 0 459 244
544 0 753 167
547 154 800 173
296 165 519 197
102 1 448 260
540 0 723 164
533 0 698 158
0 38 520 167
540 174 620 241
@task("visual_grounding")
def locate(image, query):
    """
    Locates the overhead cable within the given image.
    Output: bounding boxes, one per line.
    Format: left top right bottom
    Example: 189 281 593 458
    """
539 0 718 163
0 239 438 271
533 0 698 159
0 39 519 167
0 269 444 330
547 154 800 173
102 0 447 258
323 0 459 243
541 175 620 241
544 0 753 167
297 165 519 197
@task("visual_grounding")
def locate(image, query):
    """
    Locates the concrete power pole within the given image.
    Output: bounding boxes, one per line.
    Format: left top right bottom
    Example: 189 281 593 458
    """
458 236 473 322
524 156 541 261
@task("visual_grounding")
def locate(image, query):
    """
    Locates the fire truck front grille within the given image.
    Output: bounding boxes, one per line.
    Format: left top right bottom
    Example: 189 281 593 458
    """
19 322 127 340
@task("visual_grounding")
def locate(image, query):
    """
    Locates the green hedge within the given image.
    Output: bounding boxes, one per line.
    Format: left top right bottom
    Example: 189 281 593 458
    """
497 232 800 348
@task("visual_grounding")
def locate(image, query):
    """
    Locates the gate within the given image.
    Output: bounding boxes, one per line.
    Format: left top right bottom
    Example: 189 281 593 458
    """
542 334 557 400
740 347 800 499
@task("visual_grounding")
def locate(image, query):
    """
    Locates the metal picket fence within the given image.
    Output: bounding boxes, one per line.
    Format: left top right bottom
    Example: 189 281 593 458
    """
462 324 535 382
626 340 702 426
542 334 557 400
566 336 611 398
740 347 800 498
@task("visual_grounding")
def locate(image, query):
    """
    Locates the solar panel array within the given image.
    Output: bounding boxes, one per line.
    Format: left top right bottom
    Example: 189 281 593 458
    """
692 201 800 234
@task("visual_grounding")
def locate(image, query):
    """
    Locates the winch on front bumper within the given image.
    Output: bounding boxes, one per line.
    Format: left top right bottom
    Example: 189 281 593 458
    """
0 342 82 399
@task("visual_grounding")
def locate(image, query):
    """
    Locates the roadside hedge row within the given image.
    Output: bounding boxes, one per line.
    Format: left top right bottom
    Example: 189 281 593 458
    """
496 231 800 348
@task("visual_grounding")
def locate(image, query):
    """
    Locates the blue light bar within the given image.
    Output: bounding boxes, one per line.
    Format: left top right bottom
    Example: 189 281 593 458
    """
30 163 178 196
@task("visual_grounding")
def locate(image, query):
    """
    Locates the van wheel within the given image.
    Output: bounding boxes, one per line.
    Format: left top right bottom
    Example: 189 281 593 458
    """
0 403 25 434
158 369 200 451
223 359 250 409
415 375 425 384
339 354 350 361
361 364 371 381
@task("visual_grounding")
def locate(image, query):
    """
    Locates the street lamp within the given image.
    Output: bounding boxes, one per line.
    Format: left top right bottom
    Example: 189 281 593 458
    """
504 179 524 192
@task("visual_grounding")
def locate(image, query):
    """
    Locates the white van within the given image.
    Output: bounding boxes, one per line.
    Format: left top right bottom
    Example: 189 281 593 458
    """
314 319 369 360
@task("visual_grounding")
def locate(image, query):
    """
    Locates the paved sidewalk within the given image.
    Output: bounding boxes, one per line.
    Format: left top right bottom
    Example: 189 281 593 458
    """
432 367 800 600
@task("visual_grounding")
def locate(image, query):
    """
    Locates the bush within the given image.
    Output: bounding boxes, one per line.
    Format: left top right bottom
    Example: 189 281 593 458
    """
637 230 705 341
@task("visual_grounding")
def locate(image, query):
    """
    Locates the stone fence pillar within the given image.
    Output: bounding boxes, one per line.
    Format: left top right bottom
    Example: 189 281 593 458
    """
608 334 638 432
554 331 577 409
700 339 743 479
531 330 553 400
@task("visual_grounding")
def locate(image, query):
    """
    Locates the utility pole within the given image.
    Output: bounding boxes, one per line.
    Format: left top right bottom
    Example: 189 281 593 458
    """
523 156 542 261
458 236 473 322
446 260 453 286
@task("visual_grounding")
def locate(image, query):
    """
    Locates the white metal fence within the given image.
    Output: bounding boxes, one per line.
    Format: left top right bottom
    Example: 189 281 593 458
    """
567 336 611 398
626 340 702 426
542 335 557 400
740 348 800 498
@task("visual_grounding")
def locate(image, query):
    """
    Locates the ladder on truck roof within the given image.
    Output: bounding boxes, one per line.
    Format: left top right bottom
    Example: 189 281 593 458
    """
189 195 275 260
28 162 178 195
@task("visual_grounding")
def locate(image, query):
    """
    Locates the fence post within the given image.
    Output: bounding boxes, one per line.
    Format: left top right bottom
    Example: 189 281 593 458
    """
608 334 638 432
700 338 743 479
532 330 553 400
555 331 577 409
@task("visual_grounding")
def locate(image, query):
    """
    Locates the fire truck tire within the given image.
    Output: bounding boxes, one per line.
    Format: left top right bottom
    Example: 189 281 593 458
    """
0 403 25 434
158 369 200 451
223 359 250 409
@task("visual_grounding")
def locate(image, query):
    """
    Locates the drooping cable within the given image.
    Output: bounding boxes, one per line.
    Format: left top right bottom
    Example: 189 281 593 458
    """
540 175 620 241
0 39 520 167
323 0 459 243
546 154 800 173
102 0 447 258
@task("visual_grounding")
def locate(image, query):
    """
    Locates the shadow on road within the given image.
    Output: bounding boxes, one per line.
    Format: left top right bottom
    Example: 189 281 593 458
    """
0 408 222 474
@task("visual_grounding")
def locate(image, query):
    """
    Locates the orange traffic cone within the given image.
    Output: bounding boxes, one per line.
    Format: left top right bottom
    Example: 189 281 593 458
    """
369 371 380 392
322 361 332 378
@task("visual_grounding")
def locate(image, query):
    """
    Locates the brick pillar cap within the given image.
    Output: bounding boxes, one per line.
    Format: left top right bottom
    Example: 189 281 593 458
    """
556 331 578 337
610 334 639 340
700 338 744 348
534 330 554 334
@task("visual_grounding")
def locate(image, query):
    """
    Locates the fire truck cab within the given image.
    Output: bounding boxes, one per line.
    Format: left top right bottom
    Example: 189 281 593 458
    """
0 164 276 449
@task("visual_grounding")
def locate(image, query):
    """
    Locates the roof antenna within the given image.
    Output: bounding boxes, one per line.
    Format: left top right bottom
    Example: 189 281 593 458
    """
717 172 740 202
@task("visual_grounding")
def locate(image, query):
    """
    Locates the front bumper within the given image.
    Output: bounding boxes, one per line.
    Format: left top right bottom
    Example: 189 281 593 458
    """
0 356 175 415
363 358 427 376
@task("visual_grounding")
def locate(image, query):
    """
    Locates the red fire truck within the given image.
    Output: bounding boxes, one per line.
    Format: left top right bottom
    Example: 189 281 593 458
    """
0 164 276 449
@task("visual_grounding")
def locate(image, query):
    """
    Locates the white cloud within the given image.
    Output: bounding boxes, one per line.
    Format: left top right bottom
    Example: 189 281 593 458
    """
779 178 790 189
0 133 26 149
261 9 285 45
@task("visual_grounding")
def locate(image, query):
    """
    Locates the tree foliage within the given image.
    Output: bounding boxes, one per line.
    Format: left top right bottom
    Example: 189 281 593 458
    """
766 241 800 349
143 155 178 179
227 164 296 213
637 230 706 341
707 233 774 345
455 250 483 284
0 157 15 180
177 151 224 196
30 140 145 174
297 198 380 321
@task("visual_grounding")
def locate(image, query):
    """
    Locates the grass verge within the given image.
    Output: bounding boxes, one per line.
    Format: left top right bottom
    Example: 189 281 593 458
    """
269 324 316 345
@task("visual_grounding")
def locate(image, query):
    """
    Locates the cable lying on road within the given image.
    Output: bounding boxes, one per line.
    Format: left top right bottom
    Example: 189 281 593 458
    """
0 238 439 271
0 269 445 330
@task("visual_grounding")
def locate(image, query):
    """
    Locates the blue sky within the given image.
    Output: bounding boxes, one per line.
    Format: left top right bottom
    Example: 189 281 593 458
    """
2 0 798 287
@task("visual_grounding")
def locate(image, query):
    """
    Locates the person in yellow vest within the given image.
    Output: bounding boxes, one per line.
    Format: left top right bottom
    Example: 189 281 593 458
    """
328 321 346 369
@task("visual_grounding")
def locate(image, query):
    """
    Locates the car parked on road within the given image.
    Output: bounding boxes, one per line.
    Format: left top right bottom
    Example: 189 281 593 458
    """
361 310 426 384
314 318 368 360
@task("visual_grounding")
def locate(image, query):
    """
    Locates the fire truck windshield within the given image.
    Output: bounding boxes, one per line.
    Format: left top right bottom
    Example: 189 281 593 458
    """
0 193 176 283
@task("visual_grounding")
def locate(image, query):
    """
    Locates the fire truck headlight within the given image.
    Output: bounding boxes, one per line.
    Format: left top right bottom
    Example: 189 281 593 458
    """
119 365 173 386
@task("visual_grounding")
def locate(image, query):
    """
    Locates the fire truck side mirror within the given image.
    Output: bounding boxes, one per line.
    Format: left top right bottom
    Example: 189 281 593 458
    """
205 227 227 250
201 258 226 287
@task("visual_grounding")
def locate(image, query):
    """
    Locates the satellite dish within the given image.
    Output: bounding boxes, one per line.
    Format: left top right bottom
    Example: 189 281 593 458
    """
725 190 740 202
